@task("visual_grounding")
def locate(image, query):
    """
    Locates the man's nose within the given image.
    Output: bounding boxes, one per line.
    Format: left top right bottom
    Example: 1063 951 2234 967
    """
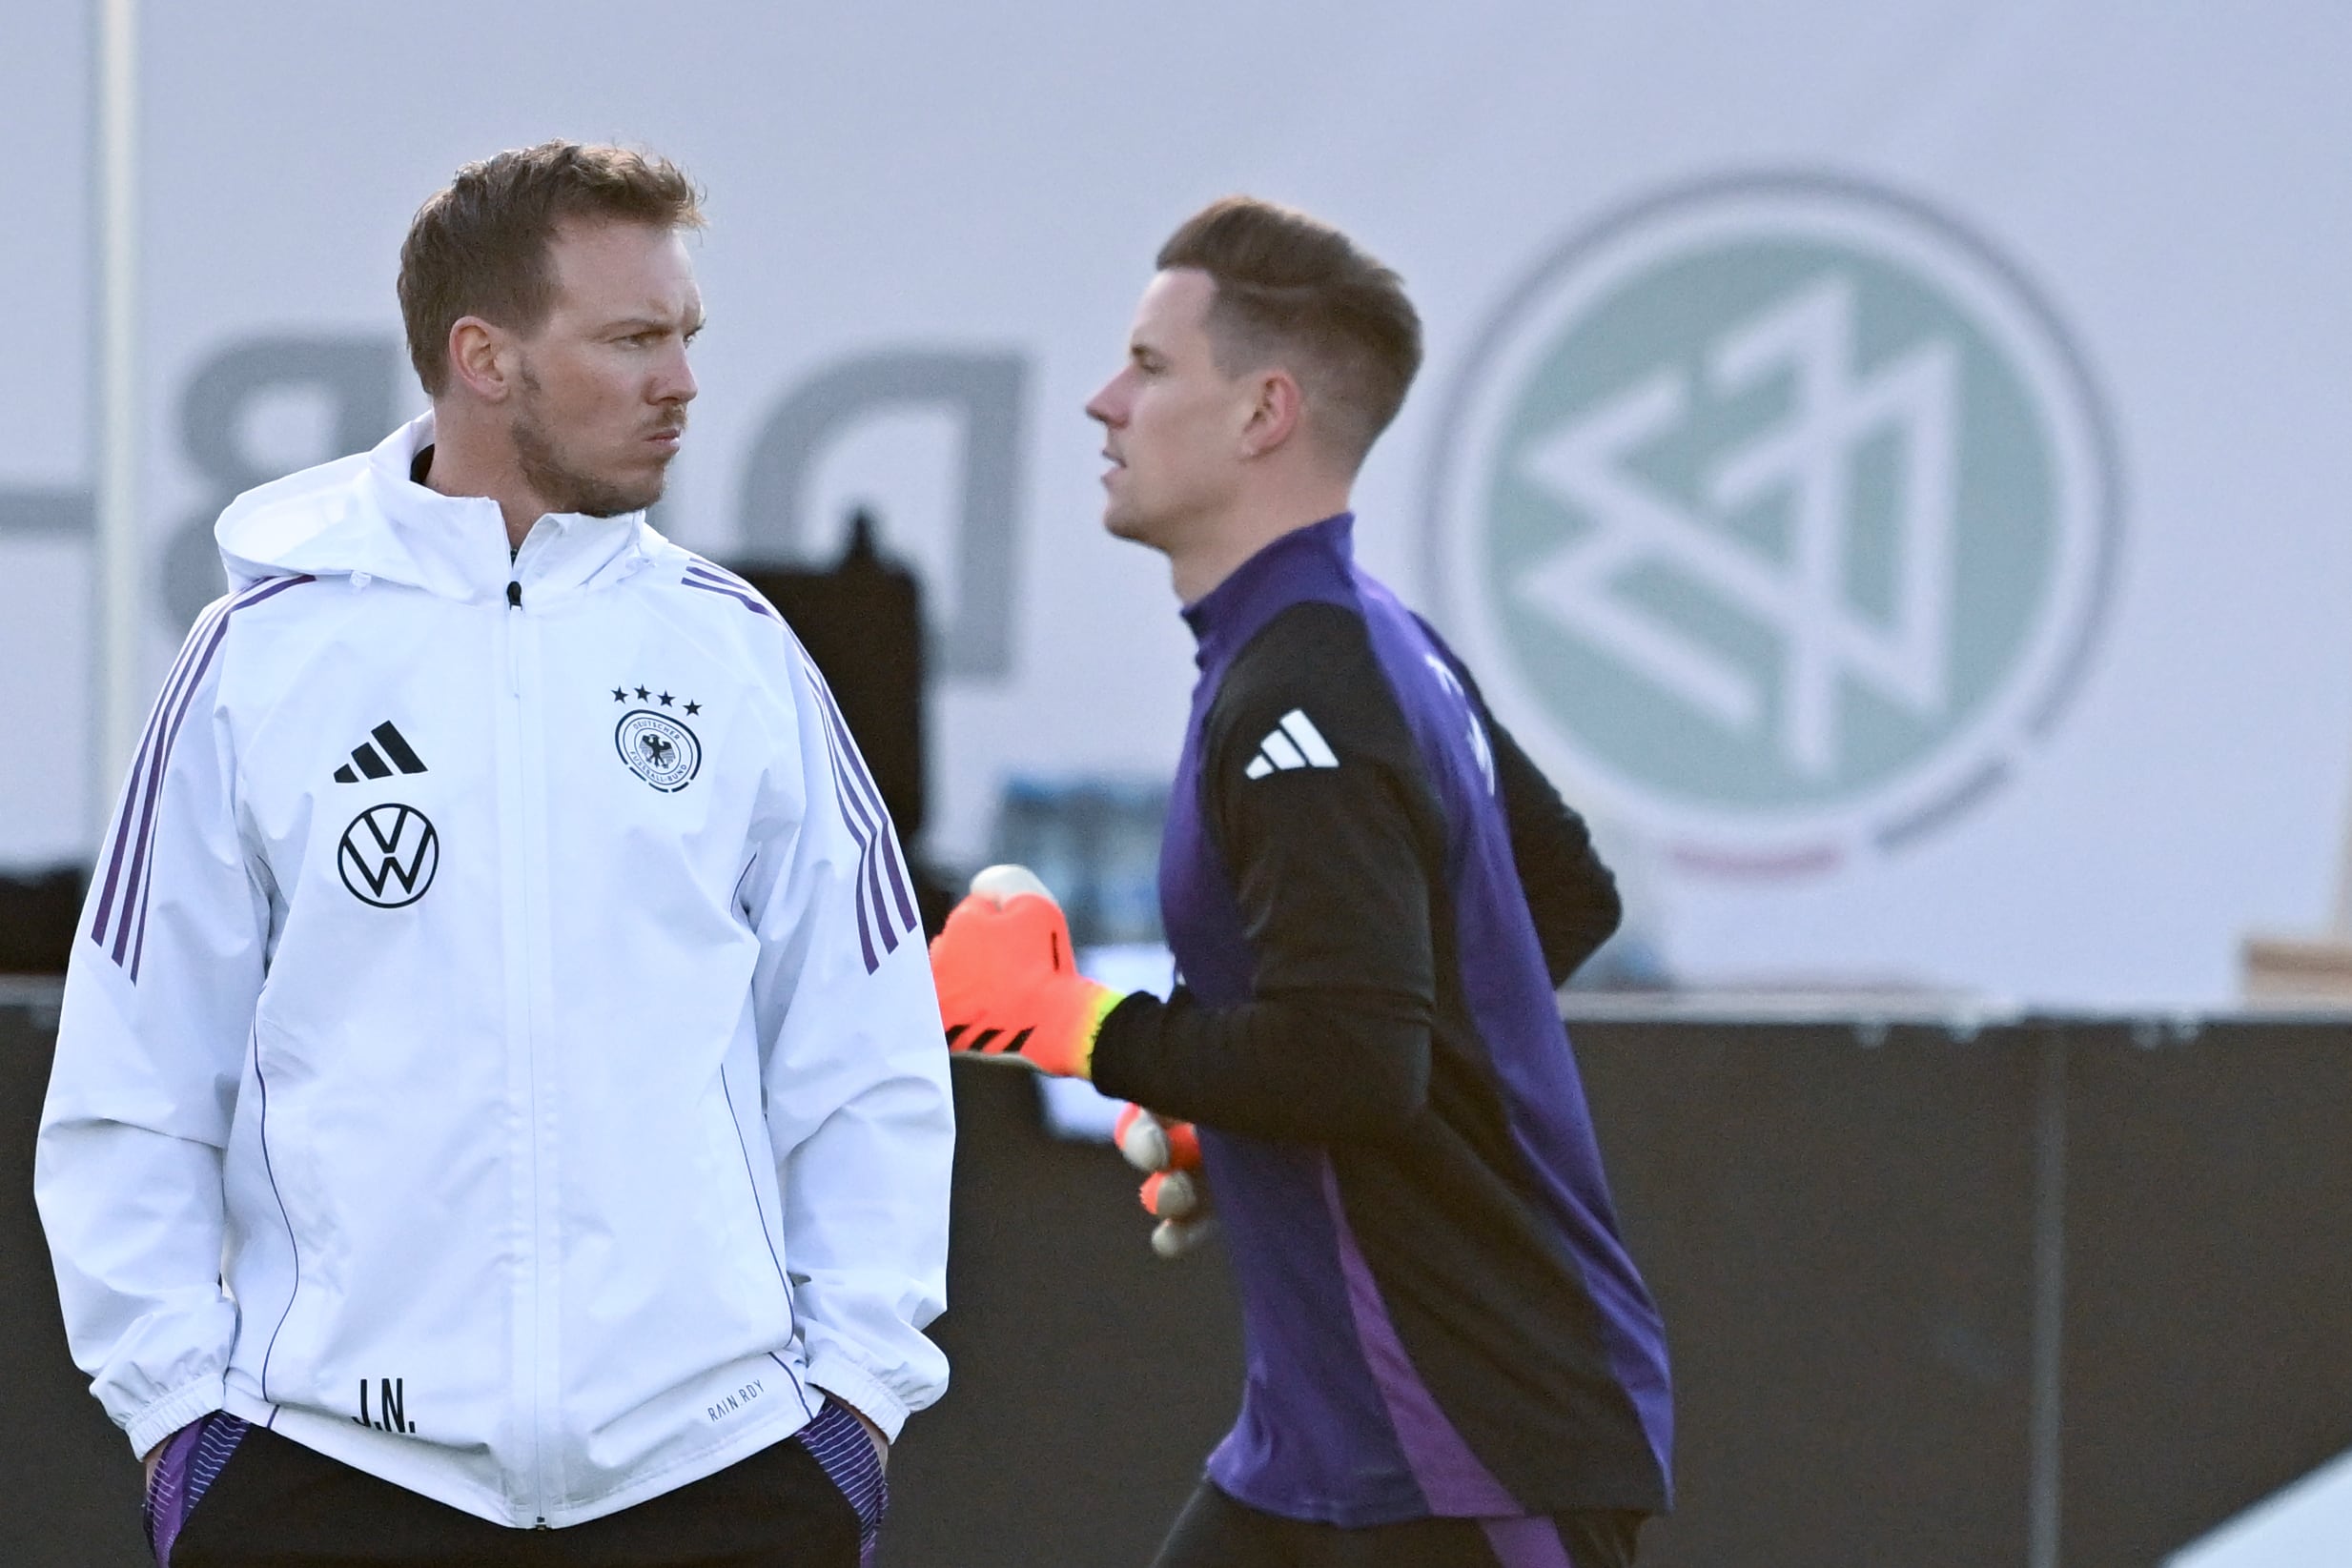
658 347 698 404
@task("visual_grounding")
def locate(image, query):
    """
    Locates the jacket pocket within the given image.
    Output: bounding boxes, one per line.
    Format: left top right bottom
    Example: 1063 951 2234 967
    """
708 1070 797 1320
231 1017 332 1408
794 1401 889 1558
143 1411 252 1565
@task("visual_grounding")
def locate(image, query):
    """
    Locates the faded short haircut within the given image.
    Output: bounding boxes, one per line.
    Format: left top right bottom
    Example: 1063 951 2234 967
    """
398 140 705 397
1156 196 1422 466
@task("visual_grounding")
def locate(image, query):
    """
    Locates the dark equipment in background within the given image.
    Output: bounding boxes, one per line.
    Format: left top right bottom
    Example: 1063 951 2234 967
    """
730 507 956 935
0 868 82 976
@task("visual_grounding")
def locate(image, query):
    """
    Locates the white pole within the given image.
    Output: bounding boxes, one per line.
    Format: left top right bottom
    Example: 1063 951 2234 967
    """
92 0 143 821
2335 772 2352 936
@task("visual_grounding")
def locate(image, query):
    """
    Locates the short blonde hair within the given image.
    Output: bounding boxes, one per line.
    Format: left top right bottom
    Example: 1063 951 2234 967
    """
1156 196 1422 465
398 140 705 397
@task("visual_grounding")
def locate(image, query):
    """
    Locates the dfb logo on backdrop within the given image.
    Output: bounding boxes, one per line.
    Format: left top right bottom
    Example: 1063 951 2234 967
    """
1424 173 2121 875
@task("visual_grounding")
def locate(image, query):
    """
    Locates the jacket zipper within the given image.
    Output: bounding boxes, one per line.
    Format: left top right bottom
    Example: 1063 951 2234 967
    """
504 577 555 1527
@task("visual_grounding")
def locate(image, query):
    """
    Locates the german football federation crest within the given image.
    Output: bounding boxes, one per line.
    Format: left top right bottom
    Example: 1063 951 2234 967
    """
337 804 438 908
616 709 701 792
1423 171 2120 875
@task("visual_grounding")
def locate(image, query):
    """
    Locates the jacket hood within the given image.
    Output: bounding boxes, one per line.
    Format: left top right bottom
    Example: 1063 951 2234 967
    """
216 413 660 606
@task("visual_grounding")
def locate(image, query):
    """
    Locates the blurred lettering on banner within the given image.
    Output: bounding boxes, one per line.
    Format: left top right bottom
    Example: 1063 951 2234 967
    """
3 1 2348 1008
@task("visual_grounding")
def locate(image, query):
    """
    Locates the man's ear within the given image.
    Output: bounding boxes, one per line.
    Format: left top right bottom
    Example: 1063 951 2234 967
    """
1238 367 1306 459
445 316 517 403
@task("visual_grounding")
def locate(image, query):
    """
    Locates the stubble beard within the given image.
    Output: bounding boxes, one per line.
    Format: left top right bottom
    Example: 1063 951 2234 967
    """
512 366 671 519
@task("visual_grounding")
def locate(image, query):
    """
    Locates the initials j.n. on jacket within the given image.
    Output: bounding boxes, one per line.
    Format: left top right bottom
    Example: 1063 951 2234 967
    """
33 415 954 1528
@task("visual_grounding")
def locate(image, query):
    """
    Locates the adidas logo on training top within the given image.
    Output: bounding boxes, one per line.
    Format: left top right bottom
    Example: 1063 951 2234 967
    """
1244 710 1340 779
333 723 428 784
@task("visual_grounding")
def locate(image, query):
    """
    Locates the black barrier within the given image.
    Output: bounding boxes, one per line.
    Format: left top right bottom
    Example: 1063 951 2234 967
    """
879 1067 1244 1567
1 989 150 1568
0 868 81 975
6 995 2350 1567
2058 1020 2352 1563
1572 1020 2043 1565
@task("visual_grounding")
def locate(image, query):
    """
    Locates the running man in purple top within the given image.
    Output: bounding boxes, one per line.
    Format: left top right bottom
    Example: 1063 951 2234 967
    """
932 197 1671 1566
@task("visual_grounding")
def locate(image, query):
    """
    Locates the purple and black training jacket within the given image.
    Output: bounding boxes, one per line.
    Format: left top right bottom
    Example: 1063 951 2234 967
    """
1092 513 1673 1528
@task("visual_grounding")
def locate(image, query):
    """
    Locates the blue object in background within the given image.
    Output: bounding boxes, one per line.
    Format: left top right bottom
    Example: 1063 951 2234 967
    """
992 778 1168 948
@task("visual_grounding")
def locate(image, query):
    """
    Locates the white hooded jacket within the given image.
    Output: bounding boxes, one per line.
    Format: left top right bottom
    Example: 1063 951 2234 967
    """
34 415 953 1527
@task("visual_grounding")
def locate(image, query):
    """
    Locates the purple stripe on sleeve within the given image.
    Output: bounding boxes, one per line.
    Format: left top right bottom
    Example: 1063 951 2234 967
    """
806 673 919 932
685 557 774 602
684 556 751 588
805 674 886 972
92 597 220 936
875 826 916 934
682 562 749 592
112 576 314 976
112 611 235 962
682 566 780 620
798 661 884 954
838 775 898 960
676 553 911 974
1480 1516 1578 1568
1318 1159 1522 1517
98 576 308 961
818 703 900 963
800 651 907 952
804 666 883 850
90 595 235 947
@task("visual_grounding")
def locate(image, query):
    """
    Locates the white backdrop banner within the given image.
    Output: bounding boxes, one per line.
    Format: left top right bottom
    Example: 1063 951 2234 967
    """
4 0 2348 1008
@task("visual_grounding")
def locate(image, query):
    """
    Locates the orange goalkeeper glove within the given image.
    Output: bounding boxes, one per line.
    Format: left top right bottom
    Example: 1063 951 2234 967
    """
931 865 1121 1079
1115 1103 1217 1259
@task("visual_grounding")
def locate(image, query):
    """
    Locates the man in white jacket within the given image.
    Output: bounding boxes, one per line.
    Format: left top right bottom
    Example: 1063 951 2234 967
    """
35 141 952 1567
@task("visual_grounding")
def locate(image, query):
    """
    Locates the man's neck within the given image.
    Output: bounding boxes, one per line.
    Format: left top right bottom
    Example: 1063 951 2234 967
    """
419 408 551 552
1169 483 1352 605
